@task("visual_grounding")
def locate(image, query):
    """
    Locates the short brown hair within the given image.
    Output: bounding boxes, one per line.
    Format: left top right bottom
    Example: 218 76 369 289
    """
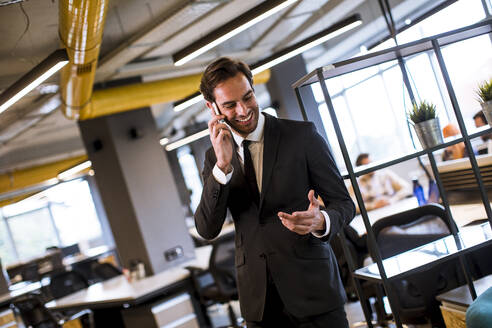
474 110 486 123
355 153 369 166
200 57 253 102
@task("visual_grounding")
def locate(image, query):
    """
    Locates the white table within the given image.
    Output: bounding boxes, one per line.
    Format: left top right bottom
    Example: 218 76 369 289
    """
350 197 490 236
46 246 211 311
0 281 42 308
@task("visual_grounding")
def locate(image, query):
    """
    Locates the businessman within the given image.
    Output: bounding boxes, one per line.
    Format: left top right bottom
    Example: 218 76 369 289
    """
195 57 355 327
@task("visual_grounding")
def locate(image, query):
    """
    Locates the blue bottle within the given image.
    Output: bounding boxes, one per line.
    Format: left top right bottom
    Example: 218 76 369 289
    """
413 178 426 206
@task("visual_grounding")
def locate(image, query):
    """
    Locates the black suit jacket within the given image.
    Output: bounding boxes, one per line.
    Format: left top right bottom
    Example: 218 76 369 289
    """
195 114 355 321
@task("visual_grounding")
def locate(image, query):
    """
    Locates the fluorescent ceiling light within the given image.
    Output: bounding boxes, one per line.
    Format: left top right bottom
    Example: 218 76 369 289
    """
165 129 210 151
172 15 362 113
174 94 204 112
159 137 169 145
0 49 69 115
57 160 92 180
173 0 297 66
251 14 362 75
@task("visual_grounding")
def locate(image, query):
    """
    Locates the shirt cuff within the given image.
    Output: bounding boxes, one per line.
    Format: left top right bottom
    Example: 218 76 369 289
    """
312 210 331 238
212 164 233 185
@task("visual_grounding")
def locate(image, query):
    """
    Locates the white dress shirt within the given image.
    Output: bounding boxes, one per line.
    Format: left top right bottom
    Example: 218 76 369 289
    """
212 113 330 238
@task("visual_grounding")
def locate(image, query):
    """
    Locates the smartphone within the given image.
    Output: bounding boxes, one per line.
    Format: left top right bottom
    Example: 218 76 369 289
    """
212 103 225 124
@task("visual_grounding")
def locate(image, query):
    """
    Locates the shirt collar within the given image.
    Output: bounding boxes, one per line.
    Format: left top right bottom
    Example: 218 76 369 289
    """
231 112 265 146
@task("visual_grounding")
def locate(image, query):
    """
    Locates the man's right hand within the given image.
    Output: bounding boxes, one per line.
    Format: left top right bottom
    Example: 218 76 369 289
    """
208 113 233 174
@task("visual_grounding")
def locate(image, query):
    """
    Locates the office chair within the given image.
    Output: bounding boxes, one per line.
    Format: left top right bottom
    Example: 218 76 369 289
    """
12 291 94 328
331 228 388 326
187 232 240 328
91 262 122 281
21 262 41 282
370 203 465 327
61 244 81 257
48 270 89 300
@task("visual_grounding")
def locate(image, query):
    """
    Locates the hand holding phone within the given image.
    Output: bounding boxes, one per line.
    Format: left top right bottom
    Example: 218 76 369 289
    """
213 103 225 124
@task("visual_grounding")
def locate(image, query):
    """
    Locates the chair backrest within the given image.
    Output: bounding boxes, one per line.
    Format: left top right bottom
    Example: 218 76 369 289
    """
21 262 40 282
49 270 89 299
370 203 464 326
209 232 237 298
371 203 454 259
91 262 122 281
61 244 80 257
12 293 58 328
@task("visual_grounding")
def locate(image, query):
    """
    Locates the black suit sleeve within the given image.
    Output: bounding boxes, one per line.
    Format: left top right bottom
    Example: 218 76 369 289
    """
305 123 355 242
194 149 230 240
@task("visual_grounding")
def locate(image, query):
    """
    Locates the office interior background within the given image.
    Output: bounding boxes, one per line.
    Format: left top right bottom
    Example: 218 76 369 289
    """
0 0 491 327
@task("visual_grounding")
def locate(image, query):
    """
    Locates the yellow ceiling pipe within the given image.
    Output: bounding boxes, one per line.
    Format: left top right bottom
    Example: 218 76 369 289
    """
59 0 109 119
79 69 271 120
0 155 87 195
0 192 37 208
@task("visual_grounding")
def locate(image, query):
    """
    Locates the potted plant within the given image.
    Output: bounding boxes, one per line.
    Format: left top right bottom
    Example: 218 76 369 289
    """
408 100 443 149
477 78 492 124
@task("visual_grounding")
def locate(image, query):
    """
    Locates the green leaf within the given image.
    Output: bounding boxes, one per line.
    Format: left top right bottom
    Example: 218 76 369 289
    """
408 100 437 124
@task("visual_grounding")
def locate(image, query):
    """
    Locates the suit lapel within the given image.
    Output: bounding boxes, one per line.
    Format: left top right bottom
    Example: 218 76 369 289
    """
260 114 280 209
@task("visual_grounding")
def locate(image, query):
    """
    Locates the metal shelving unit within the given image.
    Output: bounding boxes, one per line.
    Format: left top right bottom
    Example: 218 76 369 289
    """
293 19 492 328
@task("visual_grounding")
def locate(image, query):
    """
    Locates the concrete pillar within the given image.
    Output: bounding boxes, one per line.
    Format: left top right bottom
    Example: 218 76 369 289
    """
78 108 194 275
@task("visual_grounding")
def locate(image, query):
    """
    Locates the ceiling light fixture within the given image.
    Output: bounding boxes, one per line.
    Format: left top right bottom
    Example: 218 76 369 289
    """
173 94 204 112
173 0 298 66
57 160 92 180
172 14 362 113
0 49 69 115
251 14 362 75
159 137 169 145
165 129 210 151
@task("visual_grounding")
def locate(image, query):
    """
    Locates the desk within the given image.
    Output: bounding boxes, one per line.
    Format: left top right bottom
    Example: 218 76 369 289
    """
354 222 492 282
437 274 492 308
46 246 211 310
0 281 42 308
436 275 492 328
350 198 490 236
350 197 419 236
46 246 211 327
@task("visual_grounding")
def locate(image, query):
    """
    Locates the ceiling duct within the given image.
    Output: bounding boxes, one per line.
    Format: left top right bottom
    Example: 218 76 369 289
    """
59 0 109 119
78 69 270 120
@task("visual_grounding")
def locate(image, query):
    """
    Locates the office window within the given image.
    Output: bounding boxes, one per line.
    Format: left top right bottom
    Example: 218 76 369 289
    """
0 218 16 266
7 208 59 261
312 0 490 169
177 146 203 213
0 178 104 265
48 179 102 247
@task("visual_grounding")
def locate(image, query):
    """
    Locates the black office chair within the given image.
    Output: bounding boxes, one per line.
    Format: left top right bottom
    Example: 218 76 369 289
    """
187 232 240 328
48 270 89 300
370 203 465 327
21 262 41 282
91 262 122 281
12 291 94 328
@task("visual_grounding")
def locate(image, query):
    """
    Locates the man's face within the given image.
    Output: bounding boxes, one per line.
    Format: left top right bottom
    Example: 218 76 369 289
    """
210 73 259 137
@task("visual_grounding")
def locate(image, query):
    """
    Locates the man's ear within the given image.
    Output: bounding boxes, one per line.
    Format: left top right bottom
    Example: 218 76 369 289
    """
205 101 214 111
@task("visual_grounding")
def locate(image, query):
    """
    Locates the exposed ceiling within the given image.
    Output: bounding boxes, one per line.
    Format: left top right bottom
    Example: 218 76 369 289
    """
0 0 440 178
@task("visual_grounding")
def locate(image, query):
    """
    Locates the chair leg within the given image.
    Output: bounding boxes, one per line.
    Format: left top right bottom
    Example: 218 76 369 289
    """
227 303 238 328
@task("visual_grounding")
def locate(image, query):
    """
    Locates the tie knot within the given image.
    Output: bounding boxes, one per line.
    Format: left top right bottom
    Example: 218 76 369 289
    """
243 139 251 148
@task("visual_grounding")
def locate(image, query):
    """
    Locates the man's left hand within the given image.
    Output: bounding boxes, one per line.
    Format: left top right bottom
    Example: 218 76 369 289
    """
278 190 326 235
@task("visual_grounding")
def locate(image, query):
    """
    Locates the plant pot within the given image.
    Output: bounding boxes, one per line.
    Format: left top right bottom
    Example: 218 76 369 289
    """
414 117 443 149
481 100 492 125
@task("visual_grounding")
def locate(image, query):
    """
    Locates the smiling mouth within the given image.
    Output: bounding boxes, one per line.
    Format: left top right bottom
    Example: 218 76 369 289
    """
235 112 253 124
